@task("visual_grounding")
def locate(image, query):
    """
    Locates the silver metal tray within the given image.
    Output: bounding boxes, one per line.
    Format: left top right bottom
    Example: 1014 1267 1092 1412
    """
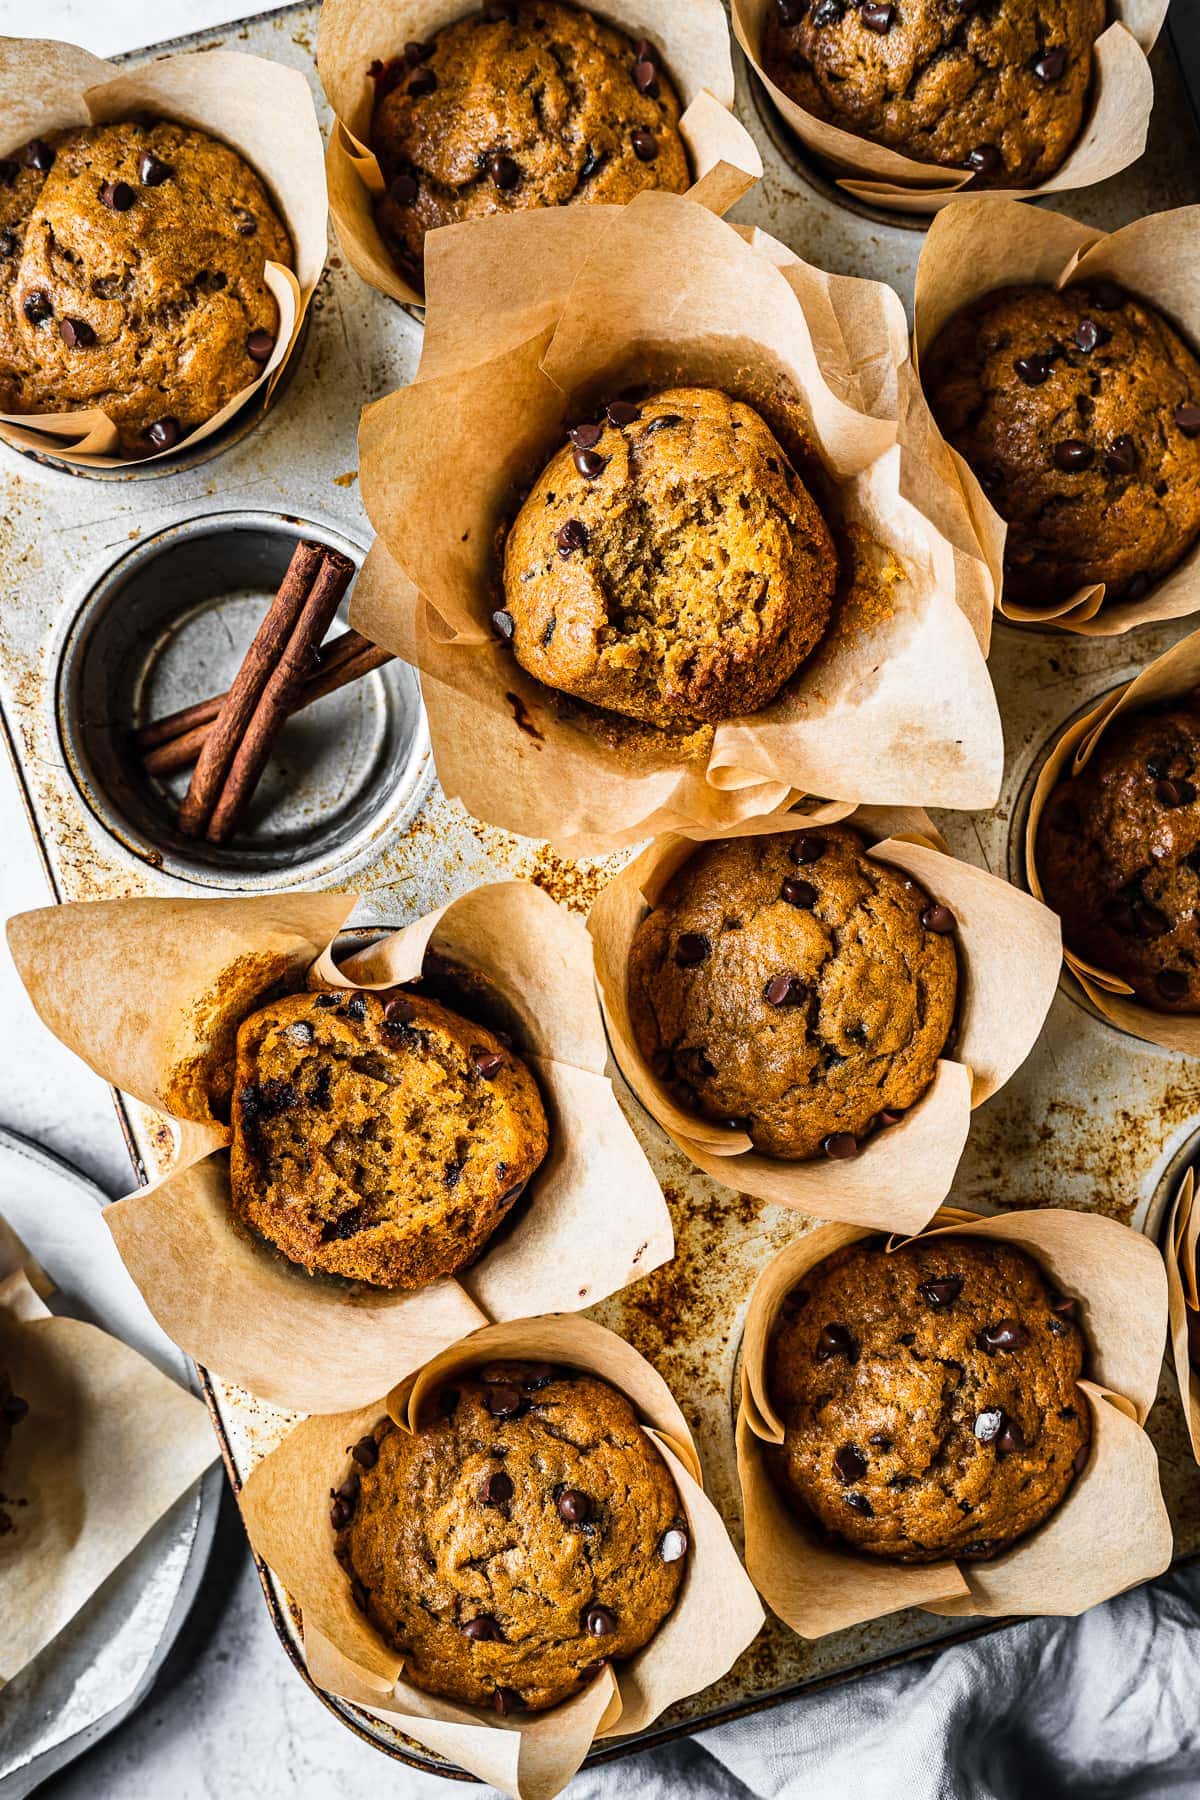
2 2 1200 1778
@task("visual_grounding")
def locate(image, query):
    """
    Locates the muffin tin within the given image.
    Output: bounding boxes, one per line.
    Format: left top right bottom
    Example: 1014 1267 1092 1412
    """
3 0 1200 1780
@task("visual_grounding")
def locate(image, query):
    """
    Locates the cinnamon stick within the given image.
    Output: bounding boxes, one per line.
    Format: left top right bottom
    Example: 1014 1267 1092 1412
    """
138 628 376 751
177 539 325 838
205 548 357 844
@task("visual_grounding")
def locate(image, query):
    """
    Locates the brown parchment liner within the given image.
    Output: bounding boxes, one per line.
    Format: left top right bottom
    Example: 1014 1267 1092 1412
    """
733 0 1165 217
0 38 327 468
240 1313 763 1800
737 1204 1172 1639
914 195 1200 634
351 190 1002 855
589 807 1062 1234
1166 1170 1200 1465
1025 625 1200 1052
0 1214 217 1684
6 888 671 1414
316 0 762 310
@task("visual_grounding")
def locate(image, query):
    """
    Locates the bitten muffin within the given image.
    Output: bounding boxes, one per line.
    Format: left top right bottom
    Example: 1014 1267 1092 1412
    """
767 1236 1090 1562
1036 698 1200 1012
627 826 957 1160
333 1361 688 1712
501 387 838 730
763 0 1104 188
371 0 689 279
230 989 549 1288
924 282 1200 608
0 1365 27 1470
0 120 292 457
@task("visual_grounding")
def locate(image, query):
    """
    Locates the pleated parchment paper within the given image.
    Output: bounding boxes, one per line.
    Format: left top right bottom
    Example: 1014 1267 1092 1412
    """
240 1313 763 1800
6 887 671 1413
737 1205 1172 1638
0 37 327 466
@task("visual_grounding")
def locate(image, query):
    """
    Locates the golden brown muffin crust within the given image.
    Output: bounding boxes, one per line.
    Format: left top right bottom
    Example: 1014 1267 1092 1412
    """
229 989 548 1289
768 1236 1090 1562
334 1361 688 1713
628 825 957 1160
763 0 1104 188
371 0 689 278
924 281 1200 609
1037 699 1200 1013
0 120 291 457
501 387 838 731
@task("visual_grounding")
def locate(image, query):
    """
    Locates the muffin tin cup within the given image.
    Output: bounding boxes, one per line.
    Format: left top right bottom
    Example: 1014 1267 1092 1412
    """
0 38 327 472
1164 1168 1200 1467
913 195 1200 636
587 806 1063 1234
5 884 671 1414
238 1314 762 1800
1024 624 1200 1053
736 1205 1171 1641
731 0 1164 219
316 0 762 312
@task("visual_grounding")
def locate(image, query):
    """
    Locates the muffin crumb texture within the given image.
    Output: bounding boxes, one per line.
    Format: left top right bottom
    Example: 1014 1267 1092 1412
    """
334 1362 687 1712
767 1235 1090 1562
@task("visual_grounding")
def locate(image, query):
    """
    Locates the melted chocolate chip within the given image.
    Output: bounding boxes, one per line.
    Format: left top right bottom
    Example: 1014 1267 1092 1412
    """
606 400 641 427
633 56 657 92
861 2 894 28
1156 969 1189 1001
833 1444 867 1482
493 1687 523 1716
823 1133 859 1161
631 128 658 162
408 66 438 97
675 932 710 966
981 1318 1024 1352
573 445 608 479
473 1049 506 1078
351 1434 379 1469
843 1492 873 1515
330 1496 353 1530
59 317 95 349
1074 318 1107 353
780 876 817 907
484 1384 523 1418
868 1432 892 1451
492 608 515 641
585 1604 617 1637
99 179 135 212
964 145 1002 177
1014 354 1051 387
1175 403 1200 438
764 973 806 1007
877 1108 906 1127
776 0 808 20
138 151 172 186
556 517 588 556
659 1525 688 1562
921 903 956 934
146 417 182 452
390 171 419 205
463 1615 501 1641
1105 435 1137 475
22 290 51 326
791 833 826 864
246 329 274 363
488 152 520 190
1156 778 1197 808
22 139 54 173
1055 439 1094 472
557 1489 591 1524
918 1275 963 1309
521 1363 557 1390
1033 46 1067 81
481 1470 515 1505
996 1418 1025 1456
815 1322 857 1362
1090 281 1126 310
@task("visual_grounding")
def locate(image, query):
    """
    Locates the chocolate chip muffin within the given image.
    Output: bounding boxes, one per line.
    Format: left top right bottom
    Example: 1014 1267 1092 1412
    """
767 1235 1090 1562
0 1366 27 1470
501 388 838 731
333 1361 688 1713
925 282 1200 609
0 121 292 457
628 826 957 1160
763 0 1104 188
230 989 549 1288
1036 698 1200 1012
371 1 689 280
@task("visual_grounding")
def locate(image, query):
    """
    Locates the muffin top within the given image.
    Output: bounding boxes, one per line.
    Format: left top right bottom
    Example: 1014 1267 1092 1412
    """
763 0 1104 188
626 825 957 1160
501 387 838 731
0 120 292 457
924 281 1200 609
1037 698 1200 1013
229 988 549 1289
767 1235 1090 1563
333 1361 688 1713
371 0 689 280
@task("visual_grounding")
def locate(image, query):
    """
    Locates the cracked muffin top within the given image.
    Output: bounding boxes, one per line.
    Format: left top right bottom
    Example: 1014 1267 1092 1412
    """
0 120 291 458
333 1360 688 1713
1036 698 1200 1013
925 281 1200 609
500 387 838 731
763 0 1104 188
767 1235 1090 1563
627 825 958 1161
229 988 548 1289
370 0 689 281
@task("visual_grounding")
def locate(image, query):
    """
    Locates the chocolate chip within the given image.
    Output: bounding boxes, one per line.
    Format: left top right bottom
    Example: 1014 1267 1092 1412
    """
633 57 657 92
389 172 419 206
147 417 182 451
557 1489 591 1523
1156 778 1196 807
520 1362 557 1390
59 317 95 349
573 446 608 479
823 1133 859 1160
569 422 603 451
485 1384 523 1418
473 1049 506 1078
675 932 709 966
1175 403 1200 438
1133 900 1170 939
492 608 515 641
861 3 894 31
1157 969 1189 1001
351 1434 379 1469
764 972 806 1007
1105 434 1137 475
974 1407 1004 1443
384 995 415 1027
1051 1294 1078 1320
996 1418 1024 1456
631 128 658 162
981 1318 1024 1351
1073 1445 1089 1476
606 400 641 426
659 1525 688 1562
868 1432 892 1450
812 0 844 20
493 1687 523 1715
22 290 51 326
99 179 135 212
463 1615 501 1640
833 1444 867 1483
488 152 520 190
330 1497 353 1529
556 517 588 556
1090 281 1125 310
877 1108 906 1127
585 1604 617 1637
918 1275 963 1309
481 1470 515 1505
1055 439 1094 472
780 876 817 907
921 903 956 934
776 0 808 19
843 1492 873 1515
404 38 433 63
964 145 1002 177
345 993 368 1021
245 328 274 364
1033 46 1067 81
791 833 826 865
408 67 438 96
22 138 54 173
1074 318 1107 353
578 145 606 182
1014 354 1051 387
138 151 172 186
815 1322 857 1362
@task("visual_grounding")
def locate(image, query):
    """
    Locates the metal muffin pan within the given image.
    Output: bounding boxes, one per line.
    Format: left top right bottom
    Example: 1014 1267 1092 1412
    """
2 0 1200 1781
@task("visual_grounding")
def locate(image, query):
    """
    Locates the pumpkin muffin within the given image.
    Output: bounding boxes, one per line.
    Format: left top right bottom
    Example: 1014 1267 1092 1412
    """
763 0 1104 188
627 825 957 1160
767 1235 1090 1563
0 120 292 457
371 0 690 280
1036 698 1200 1012
333 1361 688 1712
230 988 548 1288
924 281 1200 609
501 387 838 730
